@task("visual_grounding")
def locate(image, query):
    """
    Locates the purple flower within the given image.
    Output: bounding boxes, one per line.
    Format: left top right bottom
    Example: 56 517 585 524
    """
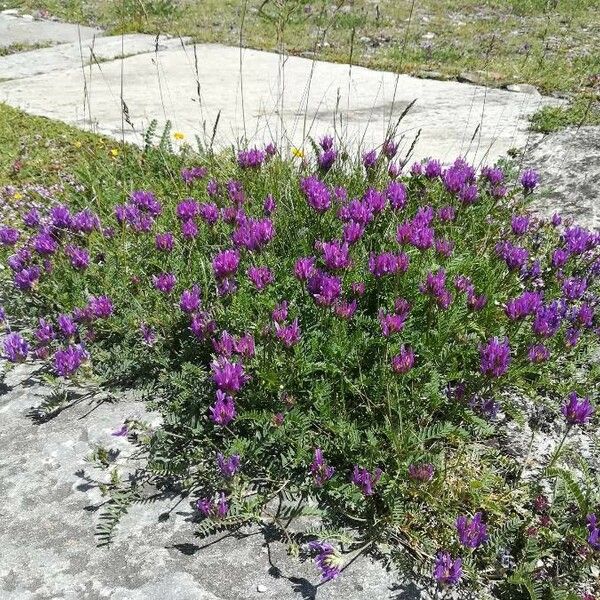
495 241 529 271
528 344 550 363
576 303 594 328
420 269 452 309
140 323 157 346
263 194 276 215
54 344 88 377
65 245 90 270
275 319 301 348
181 218 198 239
111 424 129 437
435 238 454 258
351 465 382 496
382 138 398 159
437 205 456 222
342 221 365 245
318 148 337 171
320 240 351 270
155 232 175 252
272 301 288 323
532 301 563 338
565 327 581 348
587 514 599 549
319 135 334 151
247 266 273 291
368 252 409 277
211 357 248 394
334 299 357 319
562 277 587 301
308 541 343 581
33 232 58 256
294 257 316 281
237 147 266 169
301 177 331 213
391 346 415 374
199 202 219 225
520 169 539 192
511 215 531 236
176 198 200 221
363 188 386 214
456 512 488 548
408 463 434 482
433 552 462 586
153 272 177 294
35 319 55 345
232 218 275 252
210 390 237 425
0 227 20 246
480 337 511 378
362 149 378 169
310 448 335 486
189 312 215 340
379 311 406 337
561 392 594 425
217 453 241 478
23 208 41 229
227 180 245 206
481 166 504 186
3 332 29 362
57 314 78 338
307 271 342 306
563 226 594 255
196 492 229 519
212 249 240 279
424 159 442 179
180 285 201 313
181 166 207 184
213 331 237 357
13 265 41 291
88 295 113 319
129 191 162 217
386 181 407 210
552 248 569 269
71 209 100 234
49 204 72 229
505 291 543 320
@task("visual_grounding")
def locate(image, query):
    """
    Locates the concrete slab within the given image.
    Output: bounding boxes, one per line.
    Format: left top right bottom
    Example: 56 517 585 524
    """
524 126 600 229
0 12 102 48
0 361 422 599
0 42 558 163
0 34 187 80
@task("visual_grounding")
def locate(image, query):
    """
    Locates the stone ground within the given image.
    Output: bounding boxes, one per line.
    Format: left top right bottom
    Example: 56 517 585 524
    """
0 361 424 600
0 9 599 600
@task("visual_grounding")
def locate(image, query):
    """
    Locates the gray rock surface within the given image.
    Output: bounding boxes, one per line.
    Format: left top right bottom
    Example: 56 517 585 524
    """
523 125 600 229
0 41 558 163
0 361 422 600
0 12 102 48
0 34 186 80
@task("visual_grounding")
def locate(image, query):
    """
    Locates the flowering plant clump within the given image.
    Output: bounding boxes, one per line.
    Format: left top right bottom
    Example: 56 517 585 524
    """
1 137 599 598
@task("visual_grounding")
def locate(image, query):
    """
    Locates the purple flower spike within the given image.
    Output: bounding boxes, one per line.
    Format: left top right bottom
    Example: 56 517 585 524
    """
308 541 343 581
180 285 201 314
274 319 301 348
212 249 240 280
351 465 382 496
587 514 600 549
456 512 488 548
391 346 415 374
433 552 462 586
3 332 29 362
210 390 237 426
54 344 88 377
561 392 594 426
153 272 176 294
520 169 539 192
310 448 335 487
408 463 434 482
217 453 241 478
480 337 510 378
211 357 248 394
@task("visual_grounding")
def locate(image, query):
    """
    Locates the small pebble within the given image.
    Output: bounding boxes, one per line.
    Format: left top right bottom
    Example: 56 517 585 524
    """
257 584 268 593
